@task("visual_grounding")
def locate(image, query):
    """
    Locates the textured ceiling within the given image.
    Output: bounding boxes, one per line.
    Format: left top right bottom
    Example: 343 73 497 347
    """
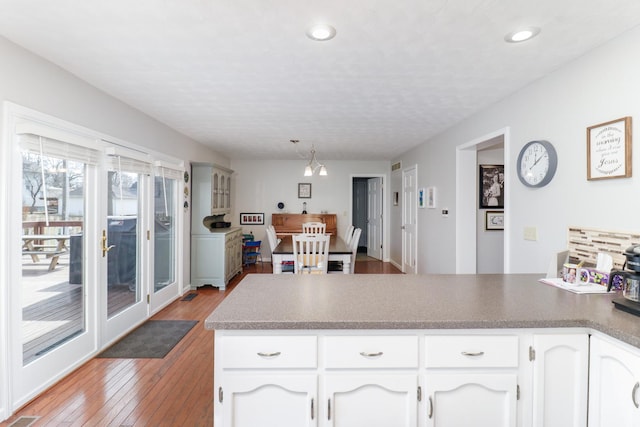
1 0 640 161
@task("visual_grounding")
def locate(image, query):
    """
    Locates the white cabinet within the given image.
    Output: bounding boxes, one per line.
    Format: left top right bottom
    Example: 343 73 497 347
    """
588 335 640 427
191 163 233 233
324 335 419 426
216 335 318 427
530 334 588 427
221 374 317 427
211 166 232 214
324 374 418 427
424 335 519 427
425 373 517 427
191 227 242 290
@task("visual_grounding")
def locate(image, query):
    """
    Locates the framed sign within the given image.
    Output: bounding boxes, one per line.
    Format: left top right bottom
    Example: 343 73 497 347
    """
485 211 504 231
298 183 311 198
587 116 632 180
418 188 426 208
426 186 436 208
240 213 264 225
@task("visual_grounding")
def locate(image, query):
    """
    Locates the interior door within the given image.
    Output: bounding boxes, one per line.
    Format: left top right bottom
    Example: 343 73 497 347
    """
367 177 382 260
402 166 417 274
102 150 150 345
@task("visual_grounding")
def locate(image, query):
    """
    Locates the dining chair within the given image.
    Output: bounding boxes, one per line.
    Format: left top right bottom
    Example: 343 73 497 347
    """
349 228 362 274
292 233 331 274
343 225 355 245
265 225 281 252
302 222 326 234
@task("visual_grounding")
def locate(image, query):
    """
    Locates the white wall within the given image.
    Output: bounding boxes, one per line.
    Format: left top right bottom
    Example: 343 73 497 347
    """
230 159 390 259
392 25 640 274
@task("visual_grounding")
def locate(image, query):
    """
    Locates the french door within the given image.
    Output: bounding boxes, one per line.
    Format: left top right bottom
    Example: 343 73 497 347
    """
101 149 150 345
5 105 182 413
402 166 417 274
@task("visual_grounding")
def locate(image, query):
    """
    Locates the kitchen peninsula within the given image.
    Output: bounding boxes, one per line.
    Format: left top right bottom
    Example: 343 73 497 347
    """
206 274 640 426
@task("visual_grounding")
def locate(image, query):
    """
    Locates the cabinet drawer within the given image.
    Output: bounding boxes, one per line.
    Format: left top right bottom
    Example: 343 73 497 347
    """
222 336 317 369
425 335 519 368
325 336 418 369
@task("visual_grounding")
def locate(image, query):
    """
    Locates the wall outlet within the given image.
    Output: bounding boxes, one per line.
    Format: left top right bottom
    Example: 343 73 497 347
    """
524 226 538 241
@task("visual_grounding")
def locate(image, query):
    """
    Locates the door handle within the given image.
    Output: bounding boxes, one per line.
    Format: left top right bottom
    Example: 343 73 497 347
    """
101 230 115 257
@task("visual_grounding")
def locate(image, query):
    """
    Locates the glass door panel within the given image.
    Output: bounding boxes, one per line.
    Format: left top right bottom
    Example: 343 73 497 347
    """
106 170 142 318
153 174 176 293
21 152 86 364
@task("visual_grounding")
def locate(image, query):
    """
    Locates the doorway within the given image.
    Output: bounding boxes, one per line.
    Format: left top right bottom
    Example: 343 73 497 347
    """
351 175 383 261
455 128 509 274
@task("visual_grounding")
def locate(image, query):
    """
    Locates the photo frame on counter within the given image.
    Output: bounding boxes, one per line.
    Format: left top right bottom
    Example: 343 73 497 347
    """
479 164 504 209
587 116 632 180
240 213 264 225
298 182 312 198
485 211 504 231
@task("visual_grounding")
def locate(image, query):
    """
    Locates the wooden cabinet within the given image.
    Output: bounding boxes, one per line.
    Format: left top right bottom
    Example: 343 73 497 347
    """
588 335 640 427
272 213 337 236
191 227 242 290
424 335 519 427
530 334 588 427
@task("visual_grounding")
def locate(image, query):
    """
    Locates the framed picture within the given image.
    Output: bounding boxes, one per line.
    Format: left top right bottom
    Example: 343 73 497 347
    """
240 213 264 225
298 183 311 198
485 211 504 231
426 186 436 209
587 116 632 180
393 191 399 206
418 188 426 208
479 164 504 209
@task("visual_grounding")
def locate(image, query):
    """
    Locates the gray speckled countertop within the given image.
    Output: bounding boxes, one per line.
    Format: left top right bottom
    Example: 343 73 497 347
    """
205 274 640 348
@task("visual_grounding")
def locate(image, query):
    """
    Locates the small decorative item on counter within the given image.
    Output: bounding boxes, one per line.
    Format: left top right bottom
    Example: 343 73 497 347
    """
562 262 583 284
577 267 611 287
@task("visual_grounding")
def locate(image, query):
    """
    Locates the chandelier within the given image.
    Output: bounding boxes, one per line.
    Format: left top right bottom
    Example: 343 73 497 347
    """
304 146 327 176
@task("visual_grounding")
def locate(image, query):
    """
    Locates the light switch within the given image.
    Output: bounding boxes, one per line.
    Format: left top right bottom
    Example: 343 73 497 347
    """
524 227 538 241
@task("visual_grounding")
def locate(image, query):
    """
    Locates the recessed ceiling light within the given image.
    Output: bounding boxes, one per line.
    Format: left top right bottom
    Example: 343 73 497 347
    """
504 27 541 43
306 24 337 41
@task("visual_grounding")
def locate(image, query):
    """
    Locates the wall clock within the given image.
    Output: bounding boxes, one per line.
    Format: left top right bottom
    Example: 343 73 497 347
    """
516 140 558 188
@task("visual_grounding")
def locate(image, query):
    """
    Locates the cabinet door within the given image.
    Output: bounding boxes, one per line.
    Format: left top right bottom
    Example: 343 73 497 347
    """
531 334 588 427
588 336 640 427
324 374 418 427
222 374 317 427
425 373 517 427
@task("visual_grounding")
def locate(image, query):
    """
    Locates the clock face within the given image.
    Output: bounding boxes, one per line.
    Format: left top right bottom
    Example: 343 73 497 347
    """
517 140 558 187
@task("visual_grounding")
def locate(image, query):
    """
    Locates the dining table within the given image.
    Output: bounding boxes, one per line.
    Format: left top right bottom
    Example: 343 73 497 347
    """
271 234 353 274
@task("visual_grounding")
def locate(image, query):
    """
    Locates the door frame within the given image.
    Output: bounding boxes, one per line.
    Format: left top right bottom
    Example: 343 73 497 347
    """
455 127 510 274
349 173 388 262
401 165 417 274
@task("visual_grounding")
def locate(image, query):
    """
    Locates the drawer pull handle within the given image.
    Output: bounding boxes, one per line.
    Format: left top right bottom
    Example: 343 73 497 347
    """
359 351 384 358
428 396 433 419
257 351 282 358
633 382 640 408
461 351 485 357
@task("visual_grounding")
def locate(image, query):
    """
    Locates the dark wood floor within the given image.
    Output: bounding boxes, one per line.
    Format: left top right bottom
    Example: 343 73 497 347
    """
5 259 401 427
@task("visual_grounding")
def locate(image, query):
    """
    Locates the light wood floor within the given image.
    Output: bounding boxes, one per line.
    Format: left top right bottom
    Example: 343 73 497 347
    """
5 259 401 427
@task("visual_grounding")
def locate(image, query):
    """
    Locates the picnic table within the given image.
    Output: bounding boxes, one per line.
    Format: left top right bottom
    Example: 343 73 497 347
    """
22 234 70 271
